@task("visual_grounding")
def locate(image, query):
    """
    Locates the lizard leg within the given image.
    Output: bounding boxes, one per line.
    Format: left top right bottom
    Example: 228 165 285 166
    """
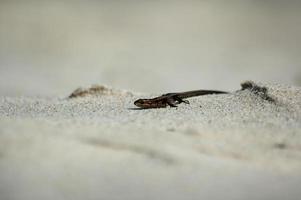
174 96 190 104
182 99 190 104
167 98 177 107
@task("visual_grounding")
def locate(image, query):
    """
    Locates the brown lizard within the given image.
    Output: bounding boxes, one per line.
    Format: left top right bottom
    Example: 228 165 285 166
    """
134 90 228 109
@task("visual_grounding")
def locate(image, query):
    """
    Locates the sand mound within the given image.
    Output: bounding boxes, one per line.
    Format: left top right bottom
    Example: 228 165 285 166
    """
68 84 133 98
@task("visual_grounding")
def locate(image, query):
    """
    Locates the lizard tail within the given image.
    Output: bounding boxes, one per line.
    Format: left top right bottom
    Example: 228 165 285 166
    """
179 90 229 98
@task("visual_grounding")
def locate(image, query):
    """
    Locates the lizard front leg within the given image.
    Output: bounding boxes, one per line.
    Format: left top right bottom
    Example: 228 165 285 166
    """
166 98 178 107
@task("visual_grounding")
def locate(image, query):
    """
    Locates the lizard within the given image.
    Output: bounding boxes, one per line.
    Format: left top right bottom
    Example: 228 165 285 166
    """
134 90 228 109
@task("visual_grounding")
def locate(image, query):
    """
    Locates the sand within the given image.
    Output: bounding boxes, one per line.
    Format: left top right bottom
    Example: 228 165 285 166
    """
0 82 301 200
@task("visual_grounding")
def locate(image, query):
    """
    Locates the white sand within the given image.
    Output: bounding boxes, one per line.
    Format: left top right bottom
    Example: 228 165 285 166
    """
0 82 301 200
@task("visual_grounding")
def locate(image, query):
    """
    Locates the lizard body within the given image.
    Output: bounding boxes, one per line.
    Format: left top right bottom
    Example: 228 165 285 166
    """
134 90 228 109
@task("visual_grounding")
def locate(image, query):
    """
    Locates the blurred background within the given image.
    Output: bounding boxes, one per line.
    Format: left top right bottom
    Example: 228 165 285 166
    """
0 0 300 96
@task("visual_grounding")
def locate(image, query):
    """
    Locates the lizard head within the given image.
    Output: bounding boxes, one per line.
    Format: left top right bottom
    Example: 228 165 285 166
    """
134 99 148 108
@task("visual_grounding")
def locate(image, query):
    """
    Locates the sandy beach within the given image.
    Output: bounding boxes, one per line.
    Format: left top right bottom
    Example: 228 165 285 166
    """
1 1 301 199
0 82 300 200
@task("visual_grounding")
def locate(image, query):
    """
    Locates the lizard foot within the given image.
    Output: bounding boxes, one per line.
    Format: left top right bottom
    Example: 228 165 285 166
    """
183 100 190 104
